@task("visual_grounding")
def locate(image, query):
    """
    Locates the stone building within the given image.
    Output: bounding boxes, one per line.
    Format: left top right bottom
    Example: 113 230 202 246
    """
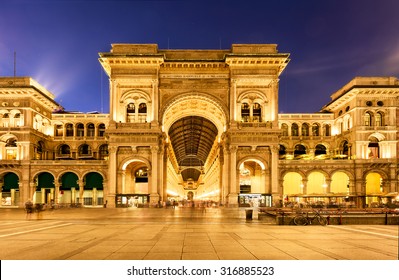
0 44 398 208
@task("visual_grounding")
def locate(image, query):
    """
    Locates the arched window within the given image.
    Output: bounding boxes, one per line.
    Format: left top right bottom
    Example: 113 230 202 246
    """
301 123 309 136
375 112 383 127
99 144 108 160
291 123 299 136
58 144 71 158
364 112 372 126
127 103 135 113
5 138 17 147
294 144 307 159
126 103 135 123
241 103 250 122
2 113 10 127
368 137 379 159
281 123 289 136
135 167 148 183
36 141 44 160
14 113 21 127
87 123 95 137
252 103 261 122
138 103 147 113
55 124 63 137
5 138 17 160
323 124 331 136
65 123 74 137
315 144 327 156
76 123 84 137
78 144 92 157
279 145 287 159
312 123 320 136
138 103 147 123
98 123 105 137
342 141 349 156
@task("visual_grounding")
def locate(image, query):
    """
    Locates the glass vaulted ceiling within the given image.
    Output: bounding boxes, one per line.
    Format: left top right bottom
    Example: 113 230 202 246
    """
168 116 218 181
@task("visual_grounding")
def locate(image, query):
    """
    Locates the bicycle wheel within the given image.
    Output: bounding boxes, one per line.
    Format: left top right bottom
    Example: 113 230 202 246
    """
294 215 308 225
317 216 327 226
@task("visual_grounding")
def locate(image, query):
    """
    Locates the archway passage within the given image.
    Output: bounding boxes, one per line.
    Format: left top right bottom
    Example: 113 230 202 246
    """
168 116 218 182
2 172 19 206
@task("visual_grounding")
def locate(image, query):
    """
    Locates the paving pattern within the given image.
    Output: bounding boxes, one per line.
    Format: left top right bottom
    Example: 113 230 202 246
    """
0 207 398 260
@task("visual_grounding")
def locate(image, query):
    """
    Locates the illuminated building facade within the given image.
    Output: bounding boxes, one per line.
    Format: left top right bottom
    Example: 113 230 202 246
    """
0 44 398 208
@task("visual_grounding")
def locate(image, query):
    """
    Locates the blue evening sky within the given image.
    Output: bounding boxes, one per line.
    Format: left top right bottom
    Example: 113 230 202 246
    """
1 0 399 113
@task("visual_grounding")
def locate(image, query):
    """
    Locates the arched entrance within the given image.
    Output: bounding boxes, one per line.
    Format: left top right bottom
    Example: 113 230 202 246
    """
59 172 78 204
238 159 270 207
34 172 55 204
116 158 150 207
1 172 20 206
83 172 104 206
365 172 385 207
161 93 228 206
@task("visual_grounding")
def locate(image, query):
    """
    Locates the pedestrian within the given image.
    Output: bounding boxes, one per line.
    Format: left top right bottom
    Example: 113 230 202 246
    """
25 200 33 220
35 203 43 219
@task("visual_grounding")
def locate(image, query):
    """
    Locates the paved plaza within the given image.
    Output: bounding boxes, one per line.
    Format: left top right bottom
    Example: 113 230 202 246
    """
0 207 398 260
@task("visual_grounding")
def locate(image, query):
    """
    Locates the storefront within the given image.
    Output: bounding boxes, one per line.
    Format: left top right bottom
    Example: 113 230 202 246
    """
238 193 271 207
115 194 149 208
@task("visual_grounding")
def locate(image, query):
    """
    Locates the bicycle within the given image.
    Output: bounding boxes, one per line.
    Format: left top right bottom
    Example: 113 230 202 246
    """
293 210 327 226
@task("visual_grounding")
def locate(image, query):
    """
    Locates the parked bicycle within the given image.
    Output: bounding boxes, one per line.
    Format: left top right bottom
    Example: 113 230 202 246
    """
293 210 328 226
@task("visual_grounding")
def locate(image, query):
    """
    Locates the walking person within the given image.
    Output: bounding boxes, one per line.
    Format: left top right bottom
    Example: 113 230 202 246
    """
35 203 43 219
25 200 33 220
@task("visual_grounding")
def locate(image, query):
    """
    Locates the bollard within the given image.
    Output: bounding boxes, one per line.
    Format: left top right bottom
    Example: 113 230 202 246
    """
245 209 253 220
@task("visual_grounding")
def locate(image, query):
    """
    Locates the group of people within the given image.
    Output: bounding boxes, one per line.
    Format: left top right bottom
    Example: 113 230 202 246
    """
24 200 45 219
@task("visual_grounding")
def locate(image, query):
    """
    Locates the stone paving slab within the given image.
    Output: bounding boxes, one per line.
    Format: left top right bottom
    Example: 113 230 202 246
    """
0 207 397 260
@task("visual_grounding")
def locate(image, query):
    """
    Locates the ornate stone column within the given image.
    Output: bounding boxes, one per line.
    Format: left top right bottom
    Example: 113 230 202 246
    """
53 181 60 204
270 145 280 198
106 145 118 208
227 145 238 207
78 179 84 205
150 146 160 205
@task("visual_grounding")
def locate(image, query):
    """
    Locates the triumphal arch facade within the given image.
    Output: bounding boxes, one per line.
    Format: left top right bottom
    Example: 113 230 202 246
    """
99 44 289 207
